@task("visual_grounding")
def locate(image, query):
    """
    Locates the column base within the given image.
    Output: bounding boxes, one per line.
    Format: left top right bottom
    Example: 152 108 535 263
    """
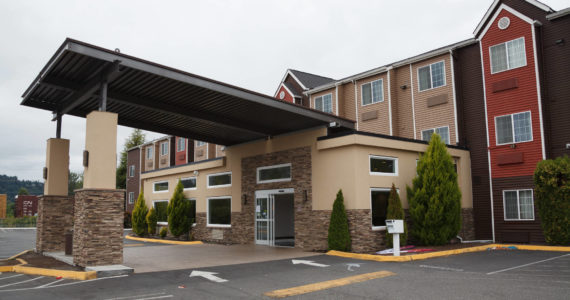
36 195 74 253
73 189 124 267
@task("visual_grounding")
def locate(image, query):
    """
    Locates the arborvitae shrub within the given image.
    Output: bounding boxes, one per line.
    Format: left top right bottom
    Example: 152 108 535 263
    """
146 207 158 235
167 180 192 238
407 134 462 245
533 156 570 245
386 183 407 247
160 227 168 239
328 189 351 251
132 191 149 237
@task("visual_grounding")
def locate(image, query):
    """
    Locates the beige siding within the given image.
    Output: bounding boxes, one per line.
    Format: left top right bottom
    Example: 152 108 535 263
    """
355 73 390 135
158 139 170 169
194 142 208 162
340 81 356 121
216 144 226 158
143 145 155 172
393 65 415 139
311 88 336 114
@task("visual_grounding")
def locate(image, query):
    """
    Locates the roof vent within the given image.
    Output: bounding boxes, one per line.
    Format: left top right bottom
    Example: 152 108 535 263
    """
498 17 510 30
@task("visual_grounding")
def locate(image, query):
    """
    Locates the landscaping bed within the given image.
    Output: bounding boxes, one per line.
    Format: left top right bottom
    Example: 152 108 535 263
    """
1 252 83 271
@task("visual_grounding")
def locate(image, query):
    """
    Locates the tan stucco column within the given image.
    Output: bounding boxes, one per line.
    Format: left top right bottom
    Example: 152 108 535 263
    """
44 138 69 196
83 111 118 188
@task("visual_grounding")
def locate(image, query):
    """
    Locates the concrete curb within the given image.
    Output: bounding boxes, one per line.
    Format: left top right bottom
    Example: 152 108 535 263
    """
125 235 203 245
12 265 97 280
327 243 570 262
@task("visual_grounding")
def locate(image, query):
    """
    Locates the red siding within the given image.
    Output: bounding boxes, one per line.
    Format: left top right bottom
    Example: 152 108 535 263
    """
481 8 543 179
276 85 294 103
174 137 187 166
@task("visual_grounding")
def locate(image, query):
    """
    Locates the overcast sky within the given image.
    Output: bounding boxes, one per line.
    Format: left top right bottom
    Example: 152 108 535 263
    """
0 0 567 182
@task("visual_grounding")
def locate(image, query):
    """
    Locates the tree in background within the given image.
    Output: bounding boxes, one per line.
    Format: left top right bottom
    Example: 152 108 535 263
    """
386 183 407 247
131 190 148 236
116 129 146 189
146 207 158 235
534 156 570 245
18 188 29 195
327 189 351 251
68 171 83 195
167 180 192 238
407 134 461 245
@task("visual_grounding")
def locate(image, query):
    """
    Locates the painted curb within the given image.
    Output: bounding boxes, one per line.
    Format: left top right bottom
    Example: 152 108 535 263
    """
327 243 570 262
0 265 15 272
125 235 203 245
12 265 97 280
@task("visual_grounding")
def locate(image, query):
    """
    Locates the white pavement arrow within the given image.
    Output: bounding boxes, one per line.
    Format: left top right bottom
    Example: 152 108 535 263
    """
291 259 329 267
346 263 361 271
189 271 228 283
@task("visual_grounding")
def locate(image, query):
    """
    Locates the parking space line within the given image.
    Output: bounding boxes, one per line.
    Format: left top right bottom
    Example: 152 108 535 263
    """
0 276 44 288
0 274 24 281
264 270 395 298
138 296 173 300
105 292 168 300
419 265 463 272
36 278 65 288
0 274 129 293
487 254 570 275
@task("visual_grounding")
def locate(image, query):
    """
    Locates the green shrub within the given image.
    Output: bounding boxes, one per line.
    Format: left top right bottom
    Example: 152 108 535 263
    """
167 180 192 238
132 191 148 237
386 183 407 247
407 133 461 245
534 156 570 245
160 227 168 239
328 189 351 251
146 207 158 235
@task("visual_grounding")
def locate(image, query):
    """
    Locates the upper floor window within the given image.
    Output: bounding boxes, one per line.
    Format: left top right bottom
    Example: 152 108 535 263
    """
315 94 332 113
207 172 232 188
504 189 534 220
160 142 168 156
490 37 526 74
370 155 398 176
422 126 450 145
128 192 135 204
495 111 532 145
361 79 383 106
177 138 185 152
146 147 153 159
257 163 292 184
196 141 206 147
418 61 445 91
129 165 135 177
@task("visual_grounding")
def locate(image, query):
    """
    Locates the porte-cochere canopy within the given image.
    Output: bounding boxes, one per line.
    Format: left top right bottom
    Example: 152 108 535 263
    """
21 39 354 145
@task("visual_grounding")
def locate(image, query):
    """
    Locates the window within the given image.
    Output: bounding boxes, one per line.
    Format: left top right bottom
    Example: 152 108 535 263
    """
208 197 231 227
361 79 384 106
129 165 135 177
490 37 526 74
495 111 532 145
503 189 534 220
418 61 445 91
257 163 291 183
128 192 135 204
314 94 332 113
160 142 168 156
186 198 196 225
177 138 185 152
207 172 232 188
146 147 153 159
181 177 197 190
153 181 169 193
422 126 450 144
196 141 206 147
371 188 391 229
370 155 398 176
154 200 169 224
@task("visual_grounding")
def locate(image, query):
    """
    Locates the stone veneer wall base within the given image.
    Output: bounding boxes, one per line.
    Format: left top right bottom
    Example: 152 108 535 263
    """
36 195 74 253
73 189 124 267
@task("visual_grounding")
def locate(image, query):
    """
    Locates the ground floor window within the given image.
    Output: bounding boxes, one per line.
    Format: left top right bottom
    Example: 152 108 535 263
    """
208 197 231 227
153 181 169 193
186 198 196 225
207 172 232 188
503 189 534 220
371 188 391 230
181 177 197 190
154 200 169 224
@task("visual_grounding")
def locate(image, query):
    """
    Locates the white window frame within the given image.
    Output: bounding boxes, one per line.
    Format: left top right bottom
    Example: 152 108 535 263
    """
370 187 399 231
421 126 450 145
207 172 232 188
181 176 197 191
196 140 206 147
314 93 333 113
207 196 232 228
361 79 384 106
186 198 197 226
129 165 135 177
489 37 527 74
417 60 446 92
153 180 169 193
146 147 153 159
160 142 168 156
503 189 535 221
369 155 398 176
177 138 185 152
256 163 292 184
153 200 169 225
494 111 533 146
128 192 135 204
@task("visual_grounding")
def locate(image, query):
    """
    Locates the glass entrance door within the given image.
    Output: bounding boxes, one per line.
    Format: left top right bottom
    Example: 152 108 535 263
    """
255 193 274 245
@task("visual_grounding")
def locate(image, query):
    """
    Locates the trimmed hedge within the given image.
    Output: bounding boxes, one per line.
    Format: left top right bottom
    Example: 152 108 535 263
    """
328 189 351 251
533 156 570 245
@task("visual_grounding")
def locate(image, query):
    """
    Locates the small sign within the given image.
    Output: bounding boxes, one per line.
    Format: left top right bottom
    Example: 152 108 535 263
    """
256 205 261 213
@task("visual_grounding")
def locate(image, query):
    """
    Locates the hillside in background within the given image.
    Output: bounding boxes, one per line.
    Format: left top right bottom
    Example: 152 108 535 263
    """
0 174 44 202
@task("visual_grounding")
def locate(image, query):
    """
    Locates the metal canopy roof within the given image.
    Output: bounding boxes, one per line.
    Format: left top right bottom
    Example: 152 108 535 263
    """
21 39 354 146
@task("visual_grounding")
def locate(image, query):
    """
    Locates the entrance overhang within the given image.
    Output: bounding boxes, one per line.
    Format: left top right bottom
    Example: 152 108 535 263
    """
21 38 355 146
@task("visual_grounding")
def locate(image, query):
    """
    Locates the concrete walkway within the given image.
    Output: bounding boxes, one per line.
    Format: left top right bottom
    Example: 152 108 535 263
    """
123 243 318 273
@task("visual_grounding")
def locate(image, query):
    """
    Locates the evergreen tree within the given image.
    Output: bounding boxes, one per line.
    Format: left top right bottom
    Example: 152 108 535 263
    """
386 183 407 247
167 180 192 238
117 129 146 189
18 187 29 195
327 189 351 251
132 190 149 236
146 207 158 235
68 171 83 195
407 133 461 245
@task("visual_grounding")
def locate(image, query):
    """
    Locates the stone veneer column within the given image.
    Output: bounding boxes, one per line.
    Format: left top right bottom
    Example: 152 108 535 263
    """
73 189 124 267
36 195 74 253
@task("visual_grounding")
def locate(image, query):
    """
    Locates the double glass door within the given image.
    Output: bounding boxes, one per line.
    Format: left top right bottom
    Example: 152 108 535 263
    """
255 189 293 246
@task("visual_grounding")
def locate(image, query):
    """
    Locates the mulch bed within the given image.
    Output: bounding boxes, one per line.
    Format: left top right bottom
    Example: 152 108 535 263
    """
0 252 83 271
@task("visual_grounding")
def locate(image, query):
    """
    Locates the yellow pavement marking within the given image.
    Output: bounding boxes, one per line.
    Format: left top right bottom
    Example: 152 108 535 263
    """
0 266 14 272
124 243 144 247
12 265 97 280
125 235 203 245
264 270 395 298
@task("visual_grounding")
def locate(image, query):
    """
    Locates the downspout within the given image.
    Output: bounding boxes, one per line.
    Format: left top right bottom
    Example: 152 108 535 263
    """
409 64 417 139
387 66 393 136
449 50 460 145
353 80 359 130
335 84 339 116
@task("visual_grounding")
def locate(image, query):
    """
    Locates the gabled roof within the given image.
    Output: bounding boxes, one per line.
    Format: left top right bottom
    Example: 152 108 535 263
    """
288 69 335 89
282 82 302 98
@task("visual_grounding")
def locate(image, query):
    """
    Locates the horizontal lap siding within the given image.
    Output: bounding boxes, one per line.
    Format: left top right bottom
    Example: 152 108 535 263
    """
356 73 390 135
393 66 414 139
276 85 294 103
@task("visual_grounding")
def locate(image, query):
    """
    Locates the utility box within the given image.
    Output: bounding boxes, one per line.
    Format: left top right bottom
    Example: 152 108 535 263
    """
385 219 404 234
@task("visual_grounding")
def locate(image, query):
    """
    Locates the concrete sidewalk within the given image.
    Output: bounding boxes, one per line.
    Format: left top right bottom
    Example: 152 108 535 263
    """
123 243 318 273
